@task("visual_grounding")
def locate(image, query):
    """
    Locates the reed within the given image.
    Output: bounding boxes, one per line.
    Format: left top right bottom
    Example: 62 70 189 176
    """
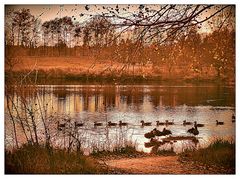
5 144 107 174
180 139 235 170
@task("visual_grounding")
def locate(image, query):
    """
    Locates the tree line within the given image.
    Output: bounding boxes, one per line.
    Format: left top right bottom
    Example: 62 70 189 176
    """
5 6 235 79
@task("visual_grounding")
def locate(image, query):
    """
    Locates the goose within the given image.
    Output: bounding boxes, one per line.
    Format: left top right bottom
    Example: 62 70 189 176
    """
192 138 199 146
74 121 84 127
119 120 128 126
194 121 204 127
144 131 155 139
216 120 224 125
94 122 102 127
57 121 66 131
152 128 163 136
156 121 165 126
108 121 118 126
232 114 235 123
140 120 152 126
187 126 199 136
165 120 174 125
149 138 161 146
183 120 193 125
57 121 66 128
162 128 172 136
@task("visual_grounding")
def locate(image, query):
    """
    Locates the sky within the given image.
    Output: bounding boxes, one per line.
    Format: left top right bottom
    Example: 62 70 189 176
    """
5 4 235 34
6 5 140 23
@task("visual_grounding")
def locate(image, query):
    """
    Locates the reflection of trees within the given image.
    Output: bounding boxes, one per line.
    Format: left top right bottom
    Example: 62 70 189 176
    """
53 88 68 99
120 87 144 109
8 85 235 119
102 87 116 109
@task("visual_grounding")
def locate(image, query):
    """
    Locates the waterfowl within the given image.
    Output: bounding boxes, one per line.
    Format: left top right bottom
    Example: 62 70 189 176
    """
108 121 118 126
144 131 155 139
156 121 165 126
162 128 172 135
194 121 204 127
149 138 161 147
140 120 152 126
74 121 84 127
57 121 66 130
187 126 199 136
57 121 66 128
165 120 174 125
152 128 163 136
119 120 128 126
94 122 102 127
232 114 235 122
192 138 199 146
183 120 193 125
216 120 224 125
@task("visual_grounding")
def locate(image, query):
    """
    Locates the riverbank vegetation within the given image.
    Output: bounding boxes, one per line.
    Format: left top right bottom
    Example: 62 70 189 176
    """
179 139 235 172
5 139 235 174
5 144 107 174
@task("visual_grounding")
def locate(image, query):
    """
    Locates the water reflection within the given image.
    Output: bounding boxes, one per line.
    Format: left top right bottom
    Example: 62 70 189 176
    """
37 85 234 113
5 85 235 153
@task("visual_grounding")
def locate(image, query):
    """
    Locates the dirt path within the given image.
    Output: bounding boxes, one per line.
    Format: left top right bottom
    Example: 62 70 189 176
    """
105 156 220 174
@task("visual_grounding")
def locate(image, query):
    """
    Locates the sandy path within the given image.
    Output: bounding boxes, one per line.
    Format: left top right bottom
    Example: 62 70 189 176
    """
105 156 215 174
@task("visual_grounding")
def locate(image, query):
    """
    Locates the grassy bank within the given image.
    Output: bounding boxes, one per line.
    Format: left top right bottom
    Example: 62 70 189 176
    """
179 139 235 172
5 144 107 174
5 70 232 86
5 139 235 174
5 142 143 174
5 56 234 85
91 143 146 159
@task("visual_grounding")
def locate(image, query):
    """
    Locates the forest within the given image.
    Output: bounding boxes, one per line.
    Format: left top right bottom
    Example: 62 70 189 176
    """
5 5 235 83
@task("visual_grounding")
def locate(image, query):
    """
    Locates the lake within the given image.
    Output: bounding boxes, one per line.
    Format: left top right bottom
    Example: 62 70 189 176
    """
5 84 235 154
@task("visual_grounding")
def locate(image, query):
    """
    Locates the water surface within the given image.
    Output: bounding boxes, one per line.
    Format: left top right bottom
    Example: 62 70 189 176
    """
5 84 235 153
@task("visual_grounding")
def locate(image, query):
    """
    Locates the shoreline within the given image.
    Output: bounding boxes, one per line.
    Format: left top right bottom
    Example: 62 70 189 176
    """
5 70 235 86
5 140 235 174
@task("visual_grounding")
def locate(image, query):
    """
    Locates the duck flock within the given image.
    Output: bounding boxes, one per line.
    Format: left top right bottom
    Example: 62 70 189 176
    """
55 113 235 153
57 114 236 137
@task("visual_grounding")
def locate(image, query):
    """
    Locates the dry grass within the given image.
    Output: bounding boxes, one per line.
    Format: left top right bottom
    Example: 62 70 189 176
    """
5 144 107 174
91 142 145 159
12 56 150 76
7 56 221 83
180 139 235 170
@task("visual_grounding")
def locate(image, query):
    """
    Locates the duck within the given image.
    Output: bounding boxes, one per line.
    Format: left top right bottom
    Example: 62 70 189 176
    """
156 121 165 126
74 121 84 127
187 126 199 136
94 122 103 127
162 128 172 135
232 114 235 122
194 121 204 127
108 121 118 126
165 120 174 125
183 120 193 125
216 120 224 125
119 120 128 126
140 120 152 126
